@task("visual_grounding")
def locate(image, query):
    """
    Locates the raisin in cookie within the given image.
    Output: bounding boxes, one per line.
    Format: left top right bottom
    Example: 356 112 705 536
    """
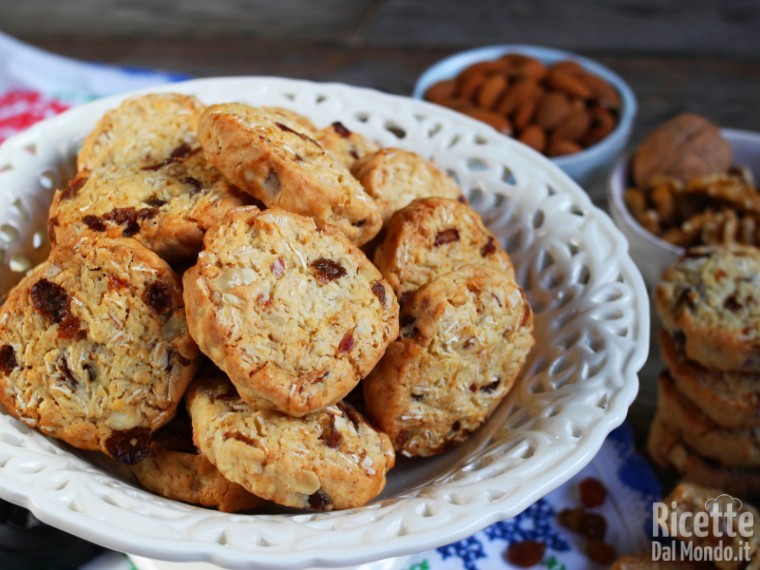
186 373 395 511
647 415 760 500
659 331 760 429
50 152 250 263
183 206 399 417
363 264 533 457
316 121 380 170
0 237 198 464
656 371 760 467
78 93 206 172
130 408 264 512
198 103 382 246
374 197 514 303
655 245 760 373
352 148 465 224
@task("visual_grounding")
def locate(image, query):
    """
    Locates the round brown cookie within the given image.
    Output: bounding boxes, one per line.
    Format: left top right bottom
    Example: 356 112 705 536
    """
351 148 465 224
129 409 264 512
655 245 760 373
182 206 399 417
0 237 198 464
78 93 206 172
661 482 760 570
263 106 318 135
656 371 760 468
49 152 250 263
198 103 382 246
647 415 760 500
373 197 514 303
659 330 760 429
186 373 395 511
316 121 380 170
363 264 534 457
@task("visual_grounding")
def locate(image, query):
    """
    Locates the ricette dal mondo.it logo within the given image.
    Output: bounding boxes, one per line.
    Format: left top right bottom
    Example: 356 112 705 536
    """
651 494 755 564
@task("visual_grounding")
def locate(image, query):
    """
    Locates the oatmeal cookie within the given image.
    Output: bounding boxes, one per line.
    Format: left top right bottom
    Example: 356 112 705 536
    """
373 197 514 303
352 148 465 224
655 245 760 372
648 416 760 502
0 237 198 464
316 121 380 170
50 151 250 263
363 264 533 457
130 408 264 512
183 206 399 417
198 103 382 245
662 482 760 570
186 372 395 511
656 371 760 467
78 93 206 172
659 330 760 429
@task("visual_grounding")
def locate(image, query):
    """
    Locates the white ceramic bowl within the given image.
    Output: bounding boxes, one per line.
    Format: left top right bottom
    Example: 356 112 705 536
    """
607 128 760 289
0 77 649 569
412 44 637 191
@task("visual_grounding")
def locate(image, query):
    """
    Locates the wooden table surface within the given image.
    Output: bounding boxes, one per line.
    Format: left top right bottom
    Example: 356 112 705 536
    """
2 0 759 480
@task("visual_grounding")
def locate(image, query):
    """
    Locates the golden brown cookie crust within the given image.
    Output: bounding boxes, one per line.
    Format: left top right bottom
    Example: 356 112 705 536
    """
364 264 533 457
50 152 250 264
351 148 464 224
648 415 760 502
183 206 399 417
655 245 760 373
186 373 395 511
317 121 380 170
656 371 760 467
659 330 760 429
78 93 206 172
130 414 264 513
374 197 514 303
0 237 198 464
198 103 382 245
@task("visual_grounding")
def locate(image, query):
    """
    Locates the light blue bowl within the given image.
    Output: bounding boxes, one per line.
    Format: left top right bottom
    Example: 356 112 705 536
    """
413 45 637 193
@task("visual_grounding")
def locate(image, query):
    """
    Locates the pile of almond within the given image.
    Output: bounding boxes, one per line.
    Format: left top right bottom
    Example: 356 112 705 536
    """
423 53 621 157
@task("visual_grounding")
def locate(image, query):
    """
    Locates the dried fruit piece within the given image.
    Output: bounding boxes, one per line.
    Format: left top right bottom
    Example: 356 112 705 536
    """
30 279 71 324
505 540 546 567
0 345 18 375
105 427 151 465
143 281 173 314
434 228 461 246
579 512 607 540
579 476 607 507
586 540 616 565
311 258 347 284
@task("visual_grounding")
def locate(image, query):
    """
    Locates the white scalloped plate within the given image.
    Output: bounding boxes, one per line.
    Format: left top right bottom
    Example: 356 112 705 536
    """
0 77 649 569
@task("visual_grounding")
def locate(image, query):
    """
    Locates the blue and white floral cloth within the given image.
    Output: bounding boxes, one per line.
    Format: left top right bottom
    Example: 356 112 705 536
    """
0 31 661 570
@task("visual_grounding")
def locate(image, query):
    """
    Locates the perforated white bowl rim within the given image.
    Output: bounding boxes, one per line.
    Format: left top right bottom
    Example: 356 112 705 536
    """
0 77 649 569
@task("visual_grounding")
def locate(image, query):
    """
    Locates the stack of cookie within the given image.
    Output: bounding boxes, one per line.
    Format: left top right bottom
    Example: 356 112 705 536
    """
648 245 760 497
0 93 534 512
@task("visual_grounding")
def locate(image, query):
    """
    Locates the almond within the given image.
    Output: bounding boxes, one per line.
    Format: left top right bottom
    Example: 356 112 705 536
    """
583 74 621 110
457 71 487 101
552 61 585 76
551 108 592 144
477 74 508 110
513 89 543 130
549 139 583 157
535 92 571 131
518 125 546 153
460 107 513 135
547 70 593 99
424 79 457 103
496 78 538 117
